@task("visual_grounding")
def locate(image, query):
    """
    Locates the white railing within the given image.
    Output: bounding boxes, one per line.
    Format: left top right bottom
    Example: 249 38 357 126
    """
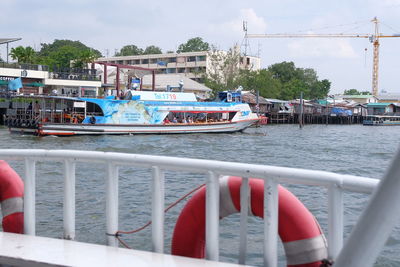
0 149 385 266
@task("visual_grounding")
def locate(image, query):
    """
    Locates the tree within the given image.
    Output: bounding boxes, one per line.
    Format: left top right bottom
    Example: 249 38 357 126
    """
73 49 99 68
204 46 241 95
44 46 79 70
115 45 143 56
143 45 162 55
9 46 36 64
177 37 209 53
344 89 361 95
268 61 330 100
237 69 282 98
38 39 102 58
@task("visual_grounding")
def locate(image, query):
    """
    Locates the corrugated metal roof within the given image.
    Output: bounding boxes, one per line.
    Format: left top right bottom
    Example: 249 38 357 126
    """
340 95 374 99
0 38 21 45
366 103 393 107
242 93 269 104
377 94 400 100
141 74 211 92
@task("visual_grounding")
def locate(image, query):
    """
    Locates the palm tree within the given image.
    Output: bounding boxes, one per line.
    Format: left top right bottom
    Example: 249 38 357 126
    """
9 46 26 63
9 46 36 64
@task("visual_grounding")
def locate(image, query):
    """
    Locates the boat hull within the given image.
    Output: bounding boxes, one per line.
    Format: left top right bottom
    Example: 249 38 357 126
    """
9 119 258 136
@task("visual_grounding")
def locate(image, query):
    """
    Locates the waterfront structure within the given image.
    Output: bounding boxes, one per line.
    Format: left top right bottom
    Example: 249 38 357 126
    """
96 49 261 84
376 94 400 103
0 63 101 97
366 102 399 115
335 94 377 104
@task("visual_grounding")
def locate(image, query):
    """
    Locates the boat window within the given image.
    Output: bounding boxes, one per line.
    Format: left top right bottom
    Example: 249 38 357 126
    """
86 102 104 116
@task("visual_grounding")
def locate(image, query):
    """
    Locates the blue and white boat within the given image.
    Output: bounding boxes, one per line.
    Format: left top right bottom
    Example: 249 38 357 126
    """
363 115 400 126
5 91 259 136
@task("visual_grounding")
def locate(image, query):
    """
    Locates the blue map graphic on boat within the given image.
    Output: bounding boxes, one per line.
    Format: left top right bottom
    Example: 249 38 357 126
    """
81 98 165 124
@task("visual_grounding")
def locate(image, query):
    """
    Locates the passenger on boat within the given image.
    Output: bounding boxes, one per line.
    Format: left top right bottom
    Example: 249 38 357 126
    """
34 101 40 115
164 117 170 124
172 117 178 123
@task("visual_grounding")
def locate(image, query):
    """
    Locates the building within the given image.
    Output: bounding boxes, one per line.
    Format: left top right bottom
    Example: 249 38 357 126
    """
96 50 261 84
0 63 101 97
376 94 400 103
335 95 377 104
366 103 398 115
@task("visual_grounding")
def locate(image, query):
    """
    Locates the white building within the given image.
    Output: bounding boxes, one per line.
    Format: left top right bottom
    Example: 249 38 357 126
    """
97 50 261 83
0 64 101 97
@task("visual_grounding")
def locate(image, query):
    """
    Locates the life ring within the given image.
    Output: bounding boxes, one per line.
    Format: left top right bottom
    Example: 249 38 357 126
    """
0 161 24 233
171 176 327 267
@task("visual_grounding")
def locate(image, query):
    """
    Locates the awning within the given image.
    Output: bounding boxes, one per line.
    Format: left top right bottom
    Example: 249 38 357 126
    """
24 82 44 87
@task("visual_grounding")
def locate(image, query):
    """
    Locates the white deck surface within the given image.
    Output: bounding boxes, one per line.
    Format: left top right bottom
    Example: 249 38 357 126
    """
0 232 246 267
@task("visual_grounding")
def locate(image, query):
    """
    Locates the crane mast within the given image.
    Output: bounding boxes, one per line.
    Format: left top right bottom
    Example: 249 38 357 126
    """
245 17 400 97
371 17 379 97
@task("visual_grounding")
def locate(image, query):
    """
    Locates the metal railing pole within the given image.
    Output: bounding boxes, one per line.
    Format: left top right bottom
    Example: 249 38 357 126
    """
63 160 76 240
106 163 119 247
151 166 164 253
206 171 219 261
328 184 343 260
334 149 400 266
24 158 36 235
264 178 278 267
239 177 249 264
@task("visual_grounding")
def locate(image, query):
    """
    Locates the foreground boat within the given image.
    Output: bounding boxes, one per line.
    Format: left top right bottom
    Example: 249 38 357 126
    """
0 148 399 266
4 91 259 136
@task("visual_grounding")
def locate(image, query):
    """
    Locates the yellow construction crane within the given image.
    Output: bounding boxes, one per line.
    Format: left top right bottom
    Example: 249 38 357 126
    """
245 17 400 96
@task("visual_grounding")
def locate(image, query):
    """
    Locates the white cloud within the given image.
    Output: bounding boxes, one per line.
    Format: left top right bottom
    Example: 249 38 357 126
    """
287 38 358 59
208 8 267 42
382 0 400 6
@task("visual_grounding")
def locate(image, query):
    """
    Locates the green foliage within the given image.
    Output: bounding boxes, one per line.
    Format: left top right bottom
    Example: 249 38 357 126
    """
115 44 162 56
205 58 331 100
143 45 162 55
267 61 330 100
344 89 360 95
177 37 209 53
204 46 241 96
115 45 143 56
9 46 36 64
73 49 99 68
35 40 101 70
344 89 371 95
38 39 102 58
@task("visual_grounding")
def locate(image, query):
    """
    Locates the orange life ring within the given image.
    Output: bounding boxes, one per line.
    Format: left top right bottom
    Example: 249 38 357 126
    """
0 161 24 233
171 176 327 267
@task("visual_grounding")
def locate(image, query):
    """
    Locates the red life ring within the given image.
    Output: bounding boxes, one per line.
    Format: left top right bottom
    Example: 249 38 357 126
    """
171 176 327 267
0 160 24 233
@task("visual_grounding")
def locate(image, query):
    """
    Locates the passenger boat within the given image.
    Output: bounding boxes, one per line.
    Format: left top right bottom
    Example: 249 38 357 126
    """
4 91 259 136
363 115 400 126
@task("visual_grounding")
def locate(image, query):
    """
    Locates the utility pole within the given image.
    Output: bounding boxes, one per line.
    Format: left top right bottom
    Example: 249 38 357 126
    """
326 96 329 126
299 92 304 128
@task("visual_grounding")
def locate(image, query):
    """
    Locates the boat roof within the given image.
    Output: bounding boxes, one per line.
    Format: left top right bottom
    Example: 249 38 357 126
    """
11 95 85 101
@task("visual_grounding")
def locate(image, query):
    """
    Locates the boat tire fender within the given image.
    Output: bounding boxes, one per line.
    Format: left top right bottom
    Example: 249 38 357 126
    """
90 116 96 124
0 161 24 233
171 176 328 267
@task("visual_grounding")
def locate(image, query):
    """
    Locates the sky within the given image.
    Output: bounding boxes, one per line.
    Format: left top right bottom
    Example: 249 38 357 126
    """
1 0 400 94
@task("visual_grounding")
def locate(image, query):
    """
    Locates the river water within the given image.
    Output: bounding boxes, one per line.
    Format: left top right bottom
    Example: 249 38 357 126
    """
0 124 399 266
